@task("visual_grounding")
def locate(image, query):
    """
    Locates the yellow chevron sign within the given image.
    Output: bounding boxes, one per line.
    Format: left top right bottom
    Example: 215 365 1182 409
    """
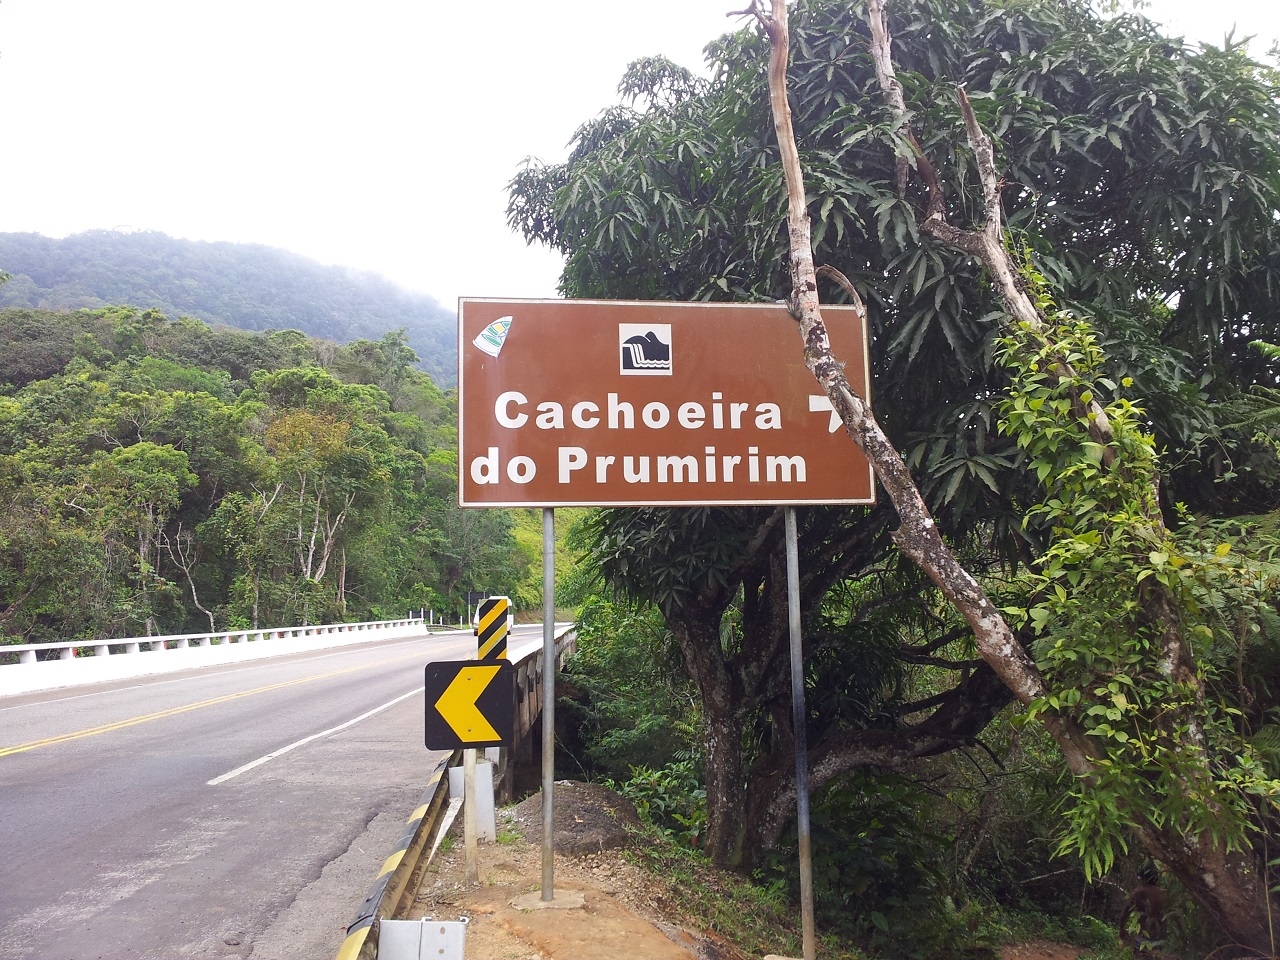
424 660 513 749
475 595 510 660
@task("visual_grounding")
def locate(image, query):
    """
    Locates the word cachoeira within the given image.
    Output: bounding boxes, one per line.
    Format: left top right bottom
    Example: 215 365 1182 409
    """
470 390 811 487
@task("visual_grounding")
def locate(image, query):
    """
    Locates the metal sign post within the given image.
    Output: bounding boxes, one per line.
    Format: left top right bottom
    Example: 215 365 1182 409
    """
785 507 816 960
463 745 479 883
541 507 556 901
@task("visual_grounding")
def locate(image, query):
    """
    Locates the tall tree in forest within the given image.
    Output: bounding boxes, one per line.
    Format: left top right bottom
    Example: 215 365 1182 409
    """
90 442 196 635
218 368 399 626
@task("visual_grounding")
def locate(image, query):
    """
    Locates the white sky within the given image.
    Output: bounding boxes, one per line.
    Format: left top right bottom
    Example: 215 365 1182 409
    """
1 1 1276 310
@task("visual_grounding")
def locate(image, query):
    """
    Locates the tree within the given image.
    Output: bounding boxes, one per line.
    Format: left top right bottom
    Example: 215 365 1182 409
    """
89 442 196 635
0 303 514 641
508 0 1280 945
419 449 527 607
758 0 1280 943
211 368 402 626
580 503 1014 867
509 0 1279 510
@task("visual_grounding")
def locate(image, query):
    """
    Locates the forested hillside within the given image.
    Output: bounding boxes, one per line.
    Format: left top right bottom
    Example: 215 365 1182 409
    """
0 230 458 385
0 306 528 644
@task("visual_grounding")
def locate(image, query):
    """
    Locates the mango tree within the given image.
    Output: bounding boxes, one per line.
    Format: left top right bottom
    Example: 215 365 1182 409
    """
508 0 1280 945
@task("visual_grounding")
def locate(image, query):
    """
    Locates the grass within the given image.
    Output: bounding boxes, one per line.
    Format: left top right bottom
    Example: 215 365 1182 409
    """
971 896 1123 958
619 824 829 960
614 823 1135 960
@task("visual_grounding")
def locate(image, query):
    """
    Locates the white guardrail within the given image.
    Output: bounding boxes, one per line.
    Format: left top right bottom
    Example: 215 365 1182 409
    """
0 618 428 698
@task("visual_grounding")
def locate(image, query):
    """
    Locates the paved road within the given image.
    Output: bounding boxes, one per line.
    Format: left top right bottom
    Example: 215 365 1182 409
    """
0 625 544 960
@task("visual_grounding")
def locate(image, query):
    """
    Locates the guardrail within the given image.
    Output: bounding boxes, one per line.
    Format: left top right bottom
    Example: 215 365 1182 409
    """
0 618 427 697
1 619 424 664
336 624 577 960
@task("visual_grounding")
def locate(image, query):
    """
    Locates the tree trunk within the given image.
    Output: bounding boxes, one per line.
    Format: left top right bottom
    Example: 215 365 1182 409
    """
138 529 156 636
668 609 751 866
164 527 216 632
658 510 1017 870
744 661 1015 857
702 693 749 866
337 546 347 615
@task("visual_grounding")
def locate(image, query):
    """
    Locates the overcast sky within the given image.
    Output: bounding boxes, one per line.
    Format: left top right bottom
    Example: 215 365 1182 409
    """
2 1 1276 309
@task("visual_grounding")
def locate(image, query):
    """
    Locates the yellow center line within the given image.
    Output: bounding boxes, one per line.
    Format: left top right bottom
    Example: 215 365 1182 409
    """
0 651 426 759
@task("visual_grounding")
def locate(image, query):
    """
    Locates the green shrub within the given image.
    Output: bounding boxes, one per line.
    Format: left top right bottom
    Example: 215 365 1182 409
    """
615 760 708 850
560 596 699 780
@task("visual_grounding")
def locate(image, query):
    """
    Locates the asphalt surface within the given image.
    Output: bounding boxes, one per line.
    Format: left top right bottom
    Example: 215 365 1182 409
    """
0 625 545 960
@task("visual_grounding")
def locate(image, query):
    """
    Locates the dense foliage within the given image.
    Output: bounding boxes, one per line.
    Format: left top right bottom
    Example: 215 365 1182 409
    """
0 306 528 645
511 0 1280 516
512 0 1280 949
0 230 458 385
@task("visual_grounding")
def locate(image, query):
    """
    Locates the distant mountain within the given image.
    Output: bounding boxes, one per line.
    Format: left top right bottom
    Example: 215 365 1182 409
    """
0 230 458 385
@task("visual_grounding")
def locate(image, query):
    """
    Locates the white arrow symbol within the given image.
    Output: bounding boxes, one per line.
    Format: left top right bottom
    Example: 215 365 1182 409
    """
809 395 842 433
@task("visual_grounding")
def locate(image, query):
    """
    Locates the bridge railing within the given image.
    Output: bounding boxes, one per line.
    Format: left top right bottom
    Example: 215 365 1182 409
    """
0 619 425 665
500 625 577 800
0 618 428 697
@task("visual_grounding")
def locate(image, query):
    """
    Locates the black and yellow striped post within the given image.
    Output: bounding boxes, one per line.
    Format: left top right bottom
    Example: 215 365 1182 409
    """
465 595 510 880
475 595 510 661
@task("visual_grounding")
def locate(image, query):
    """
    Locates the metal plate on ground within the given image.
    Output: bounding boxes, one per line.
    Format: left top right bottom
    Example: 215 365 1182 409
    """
379 918 468 960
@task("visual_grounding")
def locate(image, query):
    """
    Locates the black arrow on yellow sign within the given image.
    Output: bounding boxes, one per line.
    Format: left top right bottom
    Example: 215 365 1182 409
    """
424 660 513 750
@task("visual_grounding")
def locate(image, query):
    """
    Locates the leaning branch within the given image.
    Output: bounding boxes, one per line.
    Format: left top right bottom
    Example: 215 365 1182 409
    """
858 3 1278 945
749 0 1100 771
867 0 1121 461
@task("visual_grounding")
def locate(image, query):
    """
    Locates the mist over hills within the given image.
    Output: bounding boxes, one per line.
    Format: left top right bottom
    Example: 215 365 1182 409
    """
0 230 458 385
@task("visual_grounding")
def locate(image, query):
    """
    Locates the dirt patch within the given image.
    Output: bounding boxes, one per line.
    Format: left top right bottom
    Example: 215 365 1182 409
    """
508 780 643 854
407 781 1084 960
411 828 707 960
998 942 1084 960
409 783 744 960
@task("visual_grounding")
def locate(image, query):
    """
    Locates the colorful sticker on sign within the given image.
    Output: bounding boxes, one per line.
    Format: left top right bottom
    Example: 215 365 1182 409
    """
474 317 512 358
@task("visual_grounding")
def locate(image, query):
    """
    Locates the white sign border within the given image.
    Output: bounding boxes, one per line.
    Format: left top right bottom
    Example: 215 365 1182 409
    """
457 297 876 509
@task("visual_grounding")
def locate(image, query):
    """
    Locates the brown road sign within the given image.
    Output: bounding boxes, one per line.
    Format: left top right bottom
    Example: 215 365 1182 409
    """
425 660 514 750
458 299 874 507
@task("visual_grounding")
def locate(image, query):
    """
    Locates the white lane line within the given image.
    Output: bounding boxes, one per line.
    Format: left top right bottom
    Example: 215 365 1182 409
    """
207 686 423 786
